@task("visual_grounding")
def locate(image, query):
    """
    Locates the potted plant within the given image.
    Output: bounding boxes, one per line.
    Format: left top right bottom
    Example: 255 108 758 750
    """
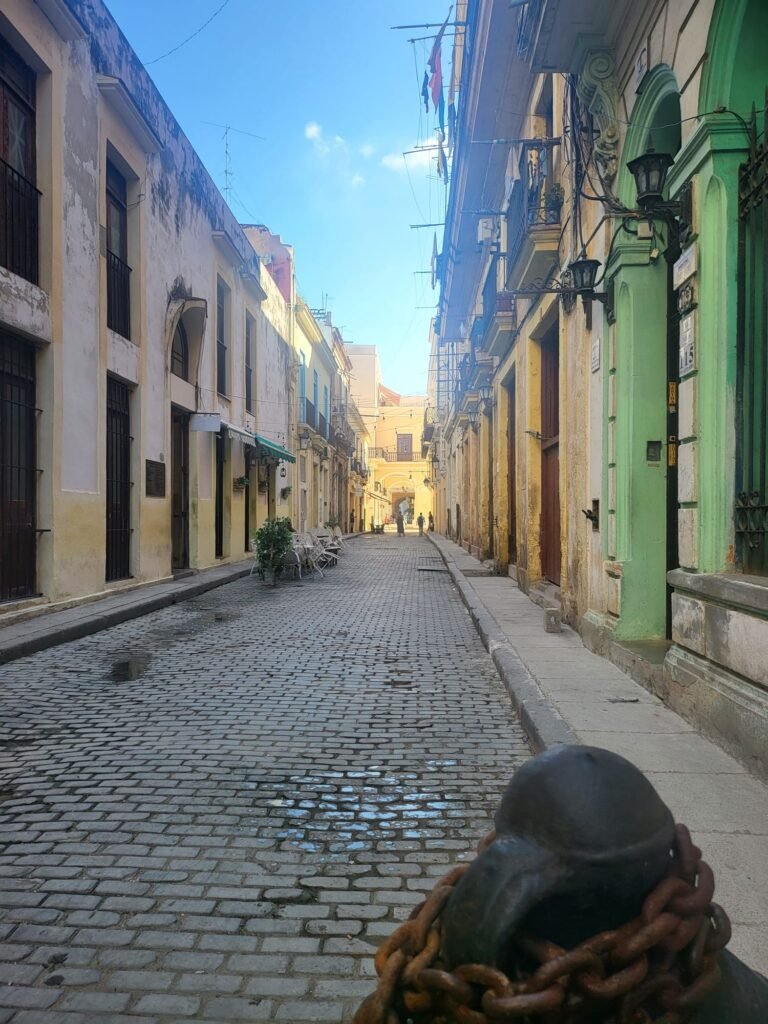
280 485 292 501
252 517 293 585
233 475 248 491
545 183 565 223
324 515 340 530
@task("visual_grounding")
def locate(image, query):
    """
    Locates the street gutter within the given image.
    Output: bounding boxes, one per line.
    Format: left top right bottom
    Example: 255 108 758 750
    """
427 533 577 752
0 561 254 665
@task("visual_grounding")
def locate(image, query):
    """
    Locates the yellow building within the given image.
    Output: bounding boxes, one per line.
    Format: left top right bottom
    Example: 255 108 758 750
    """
345 345 433 529
0 0 297 619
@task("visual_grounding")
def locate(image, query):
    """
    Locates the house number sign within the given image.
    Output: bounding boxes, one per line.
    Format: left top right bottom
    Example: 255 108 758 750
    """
679 314 695 376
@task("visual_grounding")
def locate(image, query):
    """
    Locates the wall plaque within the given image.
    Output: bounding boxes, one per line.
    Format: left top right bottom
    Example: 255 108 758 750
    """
591 337 601 373
146 460 166 498
673 246 697 290
679 314 696 377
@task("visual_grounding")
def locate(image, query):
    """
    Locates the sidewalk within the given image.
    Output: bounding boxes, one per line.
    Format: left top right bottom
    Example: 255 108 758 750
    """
0 559 253 665
429 532 768 974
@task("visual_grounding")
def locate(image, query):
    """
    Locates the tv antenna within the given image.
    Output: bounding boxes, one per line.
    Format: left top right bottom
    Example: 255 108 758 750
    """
200 121 264 205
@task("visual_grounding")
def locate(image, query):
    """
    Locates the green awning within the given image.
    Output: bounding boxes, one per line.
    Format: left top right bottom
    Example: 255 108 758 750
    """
255 435 296 463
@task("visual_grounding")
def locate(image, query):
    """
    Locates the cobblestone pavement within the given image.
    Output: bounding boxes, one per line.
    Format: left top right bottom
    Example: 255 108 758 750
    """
0 535 530 1023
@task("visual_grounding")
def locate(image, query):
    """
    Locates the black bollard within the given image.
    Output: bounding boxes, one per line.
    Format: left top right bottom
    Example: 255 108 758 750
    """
441 746 768 1022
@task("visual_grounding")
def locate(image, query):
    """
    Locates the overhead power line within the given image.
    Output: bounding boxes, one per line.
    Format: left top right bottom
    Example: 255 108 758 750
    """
145 0 234 66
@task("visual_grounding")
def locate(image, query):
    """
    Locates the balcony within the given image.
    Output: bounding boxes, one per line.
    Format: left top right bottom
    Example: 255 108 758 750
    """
0 158 40 285
482 259 518 359
515 0 632 72
506 145 562 295
369 447 418 463
303 398 316 431
107 250 131 339
318 412 328 439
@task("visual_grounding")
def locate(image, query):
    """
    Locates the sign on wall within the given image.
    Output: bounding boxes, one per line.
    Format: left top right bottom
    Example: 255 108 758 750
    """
673 246 697 290
679 314 696 377
145 460 166 498
591 337 601 373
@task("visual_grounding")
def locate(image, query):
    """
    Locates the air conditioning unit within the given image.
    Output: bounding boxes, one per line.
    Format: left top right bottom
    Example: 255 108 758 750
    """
477 217 495 246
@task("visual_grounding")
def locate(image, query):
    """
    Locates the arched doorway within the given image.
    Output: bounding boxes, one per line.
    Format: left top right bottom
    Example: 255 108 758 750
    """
608 66 682 639
698 0 768 576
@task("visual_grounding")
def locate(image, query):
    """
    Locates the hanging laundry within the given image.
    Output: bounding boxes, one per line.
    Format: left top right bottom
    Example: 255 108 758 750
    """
431 232 439 290
428 7 452 114
421 72 430 114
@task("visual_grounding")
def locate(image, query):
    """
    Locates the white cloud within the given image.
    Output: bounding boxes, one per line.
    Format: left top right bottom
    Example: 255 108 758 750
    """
351 174 365 187
304 121 322 141
360 143 375 159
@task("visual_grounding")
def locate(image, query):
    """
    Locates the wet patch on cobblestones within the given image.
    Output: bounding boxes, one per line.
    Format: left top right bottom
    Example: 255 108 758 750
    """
0 534 530 1022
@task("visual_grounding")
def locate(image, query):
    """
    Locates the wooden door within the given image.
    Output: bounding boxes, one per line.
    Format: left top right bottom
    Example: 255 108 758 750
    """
540 330 561 585
171 408 189 570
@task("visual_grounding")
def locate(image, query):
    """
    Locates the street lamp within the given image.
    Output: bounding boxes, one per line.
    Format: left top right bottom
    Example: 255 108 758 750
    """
298 428 311 451
479 382 493 405
627 146 675 209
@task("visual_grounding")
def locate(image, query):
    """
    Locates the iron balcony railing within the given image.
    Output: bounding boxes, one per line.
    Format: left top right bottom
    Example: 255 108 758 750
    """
369 447 418 462
318 412 328 439
303 398 316 431
107 250 131 339
0 157 40 285
516 0 543 58
506 145 562 279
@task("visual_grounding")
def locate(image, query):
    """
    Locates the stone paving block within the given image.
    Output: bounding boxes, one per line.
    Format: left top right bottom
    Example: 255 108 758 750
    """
0 537 531 1022
134 994 201 1016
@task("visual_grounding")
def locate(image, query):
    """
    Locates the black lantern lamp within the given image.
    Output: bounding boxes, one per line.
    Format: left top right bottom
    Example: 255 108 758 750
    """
298 428 311 451
568 256 601 296
567 254 608 330
627 147 674 208
479 382 493 405
625 139 681 220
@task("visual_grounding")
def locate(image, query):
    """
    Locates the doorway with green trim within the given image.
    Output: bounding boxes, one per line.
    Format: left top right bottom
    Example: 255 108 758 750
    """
607 66 682 640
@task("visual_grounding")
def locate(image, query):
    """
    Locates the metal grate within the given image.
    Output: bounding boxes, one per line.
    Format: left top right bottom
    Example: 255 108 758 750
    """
735 97 768 573
107 250 131 338
0 333 37 601
0 157 39 284
105 376 131 581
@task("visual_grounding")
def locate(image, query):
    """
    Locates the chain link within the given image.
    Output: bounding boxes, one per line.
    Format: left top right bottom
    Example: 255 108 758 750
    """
353 824 731 1024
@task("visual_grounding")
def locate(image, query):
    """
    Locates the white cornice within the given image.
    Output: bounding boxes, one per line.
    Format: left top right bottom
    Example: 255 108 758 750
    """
35 0 85 41
97 76 163 154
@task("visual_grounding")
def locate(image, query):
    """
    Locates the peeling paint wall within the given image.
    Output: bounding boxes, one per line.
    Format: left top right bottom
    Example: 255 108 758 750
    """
0 0 274 613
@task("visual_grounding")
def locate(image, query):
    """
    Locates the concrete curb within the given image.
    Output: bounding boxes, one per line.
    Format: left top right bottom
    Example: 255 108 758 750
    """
427 533 577 752
0 563 253 665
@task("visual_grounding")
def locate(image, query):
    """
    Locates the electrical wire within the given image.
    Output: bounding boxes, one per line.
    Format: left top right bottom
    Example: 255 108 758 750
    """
144 0 234 66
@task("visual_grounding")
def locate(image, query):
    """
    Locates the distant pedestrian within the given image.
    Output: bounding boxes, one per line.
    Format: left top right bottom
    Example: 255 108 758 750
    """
428 512 434 532
417 513 425 536
350 510 355 533
396 511 405 537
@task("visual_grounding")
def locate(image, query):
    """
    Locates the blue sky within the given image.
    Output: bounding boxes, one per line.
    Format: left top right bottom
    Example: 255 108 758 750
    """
106 0 451 395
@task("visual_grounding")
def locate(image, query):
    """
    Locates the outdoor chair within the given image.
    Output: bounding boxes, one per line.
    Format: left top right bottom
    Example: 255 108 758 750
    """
296 533 326 577
282 548 302 581
332 526 346 550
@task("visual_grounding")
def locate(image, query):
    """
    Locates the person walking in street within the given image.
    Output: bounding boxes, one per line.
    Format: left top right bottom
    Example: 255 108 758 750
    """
428 512 434 532
396 511 405 537
417 512 425 536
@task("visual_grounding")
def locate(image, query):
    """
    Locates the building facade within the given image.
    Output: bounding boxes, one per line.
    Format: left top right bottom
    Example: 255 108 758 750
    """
346 345 433 530
0 0 368 622
429 0 768 773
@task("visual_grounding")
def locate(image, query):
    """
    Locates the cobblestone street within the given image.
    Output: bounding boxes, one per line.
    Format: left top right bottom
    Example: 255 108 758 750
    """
0 535 530 1023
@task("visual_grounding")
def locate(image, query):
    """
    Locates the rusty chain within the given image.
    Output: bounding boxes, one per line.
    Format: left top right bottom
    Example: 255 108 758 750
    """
353 824 731 1024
